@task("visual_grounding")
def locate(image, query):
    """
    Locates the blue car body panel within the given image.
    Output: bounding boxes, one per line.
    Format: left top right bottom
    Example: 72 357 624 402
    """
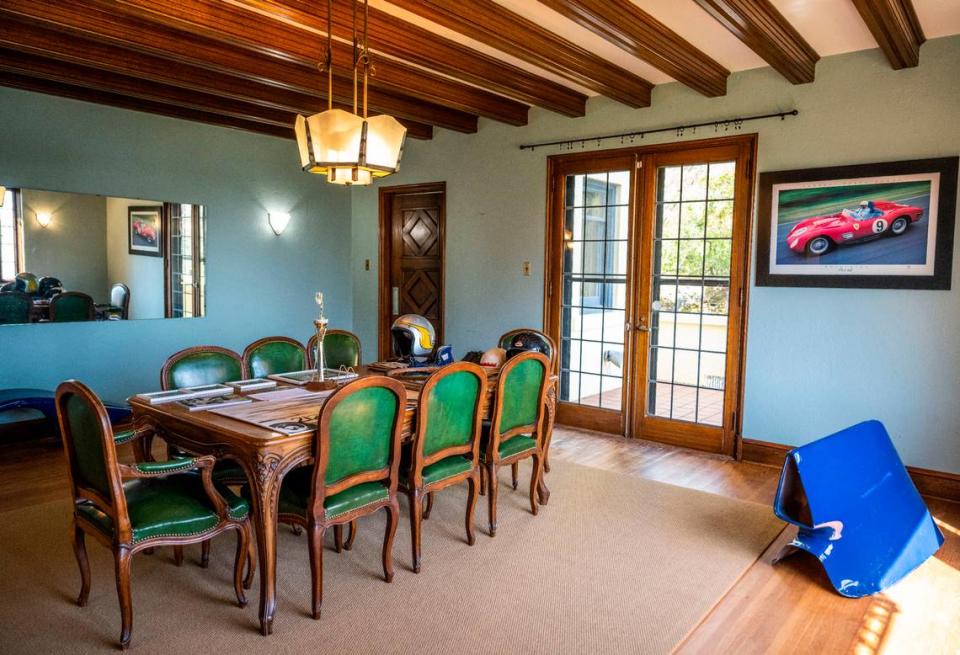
773 420 944 598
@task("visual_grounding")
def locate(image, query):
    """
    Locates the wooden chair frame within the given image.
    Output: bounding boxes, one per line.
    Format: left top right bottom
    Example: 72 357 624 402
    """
56 380 251 649
481 351 551 537
159 345 245 565
50 291 95 322
497 328 559 479
242 336 306 378
111 282 131 320
306 329 362 369
399 362 487 573
277 376 407 619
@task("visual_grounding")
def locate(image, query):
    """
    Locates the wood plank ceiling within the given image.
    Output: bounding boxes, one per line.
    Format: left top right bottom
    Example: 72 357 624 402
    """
0 0 950 143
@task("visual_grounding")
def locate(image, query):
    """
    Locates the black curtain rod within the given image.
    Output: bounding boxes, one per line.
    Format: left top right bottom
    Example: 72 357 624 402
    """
518 109 799 151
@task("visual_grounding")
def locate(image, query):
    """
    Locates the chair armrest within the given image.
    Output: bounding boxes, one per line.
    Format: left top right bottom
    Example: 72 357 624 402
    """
119 456 213 478
118 455 230 519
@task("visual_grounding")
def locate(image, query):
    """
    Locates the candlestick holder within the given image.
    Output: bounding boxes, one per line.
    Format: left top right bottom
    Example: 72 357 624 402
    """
306 294 338 392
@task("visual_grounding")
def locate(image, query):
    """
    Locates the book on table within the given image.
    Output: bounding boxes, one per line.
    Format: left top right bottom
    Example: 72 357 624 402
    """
178 394 253 412
135 384 232 405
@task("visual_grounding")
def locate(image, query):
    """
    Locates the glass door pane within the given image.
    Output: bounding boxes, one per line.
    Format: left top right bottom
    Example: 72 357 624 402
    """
647 161 735 426
560 170 630 413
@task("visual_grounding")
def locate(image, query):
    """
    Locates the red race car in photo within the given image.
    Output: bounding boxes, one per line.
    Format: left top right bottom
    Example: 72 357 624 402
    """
786 200 923 256
132 219 157 243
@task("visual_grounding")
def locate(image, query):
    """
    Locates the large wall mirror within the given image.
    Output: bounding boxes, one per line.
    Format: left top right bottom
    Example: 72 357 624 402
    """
0 186 206 325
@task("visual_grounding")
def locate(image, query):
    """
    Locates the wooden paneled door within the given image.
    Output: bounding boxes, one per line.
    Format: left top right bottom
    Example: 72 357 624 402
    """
545 135 756 456
379 183 446 359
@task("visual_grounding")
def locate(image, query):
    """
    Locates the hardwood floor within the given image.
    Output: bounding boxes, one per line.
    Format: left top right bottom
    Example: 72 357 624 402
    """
2 425 956 653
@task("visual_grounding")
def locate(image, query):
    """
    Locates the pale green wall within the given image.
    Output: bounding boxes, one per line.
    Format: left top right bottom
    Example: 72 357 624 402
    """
20 189 108 300
352 36 960 472
0 86 352 401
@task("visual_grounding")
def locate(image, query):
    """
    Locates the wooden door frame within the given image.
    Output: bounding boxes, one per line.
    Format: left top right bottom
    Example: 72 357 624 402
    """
543 134 757 458
378 182 446 360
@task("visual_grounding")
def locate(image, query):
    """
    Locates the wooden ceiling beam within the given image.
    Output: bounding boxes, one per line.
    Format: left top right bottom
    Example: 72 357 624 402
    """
0 19 433 138
538 0 729 97
0 4 477 133
0 71 297 140
849 0 925 69
102 0 527 125
383 0 653 107
237 0 588 117
692 0 820 84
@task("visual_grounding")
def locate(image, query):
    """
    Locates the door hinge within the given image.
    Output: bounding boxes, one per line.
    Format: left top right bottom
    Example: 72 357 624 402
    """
731 410 737 428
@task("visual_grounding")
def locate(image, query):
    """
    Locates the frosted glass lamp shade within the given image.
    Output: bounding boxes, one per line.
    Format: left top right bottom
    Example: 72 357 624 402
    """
364 114 407 176
295 109 406 185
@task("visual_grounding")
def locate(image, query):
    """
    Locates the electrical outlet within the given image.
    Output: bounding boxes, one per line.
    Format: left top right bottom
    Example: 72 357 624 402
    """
365 259 370 271
522 261 531 276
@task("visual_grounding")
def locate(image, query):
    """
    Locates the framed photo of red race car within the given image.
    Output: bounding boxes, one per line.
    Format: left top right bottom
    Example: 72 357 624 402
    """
128 205 163 257
756 157 957 289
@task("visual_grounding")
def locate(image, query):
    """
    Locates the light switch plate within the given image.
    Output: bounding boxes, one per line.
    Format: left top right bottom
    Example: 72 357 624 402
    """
522 261 531 276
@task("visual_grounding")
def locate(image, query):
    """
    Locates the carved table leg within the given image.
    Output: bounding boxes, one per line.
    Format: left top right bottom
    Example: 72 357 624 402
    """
246 453 284 636
537 387 556 506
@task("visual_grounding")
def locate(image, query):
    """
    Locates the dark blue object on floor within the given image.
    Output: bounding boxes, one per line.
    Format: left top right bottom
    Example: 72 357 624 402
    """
0 388 132 428
773 420 944 598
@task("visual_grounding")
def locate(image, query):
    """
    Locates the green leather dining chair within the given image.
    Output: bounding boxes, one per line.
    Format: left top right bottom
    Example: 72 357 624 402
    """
161 346 243 391
50 291 95 322
497 328 558 481
160 345 247 564
274 376 406 619
307 329 362 370
401 362 487 573
55 380 251 649
0 290 31 324
242 336 306 378
481 351 551 537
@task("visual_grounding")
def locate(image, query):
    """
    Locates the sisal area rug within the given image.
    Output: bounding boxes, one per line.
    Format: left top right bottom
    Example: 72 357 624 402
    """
0 462 783 654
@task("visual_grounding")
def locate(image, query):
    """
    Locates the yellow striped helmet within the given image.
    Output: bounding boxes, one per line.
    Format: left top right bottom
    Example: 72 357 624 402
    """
391 314 436 362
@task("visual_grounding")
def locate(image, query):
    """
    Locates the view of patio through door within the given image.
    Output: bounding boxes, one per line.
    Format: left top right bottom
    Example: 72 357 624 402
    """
546 136 755 454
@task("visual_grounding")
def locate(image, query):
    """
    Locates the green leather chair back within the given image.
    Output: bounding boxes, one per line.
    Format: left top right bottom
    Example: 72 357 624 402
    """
310 330 361 369
50 292 95 322
498 355 548 434
55 382 124 510
0 291 31 324
324 385 400 485
244 338 306 378
422 368 483 458
162 347 243 390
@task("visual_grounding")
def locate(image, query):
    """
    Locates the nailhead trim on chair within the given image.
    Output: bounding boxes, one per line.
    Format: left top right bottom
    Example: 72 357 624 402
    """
131 516 247 544
324 496 389 521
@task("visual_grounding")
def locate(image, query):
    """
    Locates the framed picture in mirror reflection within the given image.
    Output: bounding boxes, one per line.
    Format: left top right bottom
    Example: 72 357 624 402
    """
128 205 163 257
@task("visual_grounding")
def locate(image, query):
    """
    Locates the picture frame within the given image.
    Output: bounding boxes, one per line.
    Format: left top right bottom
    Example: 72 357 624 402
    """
756 157 957 289
128 205 163 257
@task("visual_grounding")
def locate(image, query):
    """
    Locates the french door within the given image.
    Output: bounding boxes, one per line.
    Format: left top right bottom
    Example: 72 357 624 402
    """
545 136 755 455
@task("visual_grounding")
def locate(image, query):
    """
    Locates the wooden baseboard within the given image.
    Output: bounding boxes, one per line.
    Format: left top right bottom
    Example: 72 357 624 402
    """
742 438 960 503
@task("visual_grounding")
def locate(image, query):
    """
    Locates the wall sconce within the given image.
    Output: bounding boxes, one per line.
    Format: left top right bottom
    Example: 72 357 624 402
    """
564 228 574 250
0 186 6 207
36 212 52 228
268 212 290 236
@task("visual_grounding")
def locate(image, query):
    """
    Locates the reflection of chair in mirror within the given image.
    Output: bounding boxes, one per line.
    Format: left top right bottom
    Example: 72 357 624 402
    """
50 292 95 322
0 291 32 324
111 283 130 320
307 329 362 370
243 336 306 378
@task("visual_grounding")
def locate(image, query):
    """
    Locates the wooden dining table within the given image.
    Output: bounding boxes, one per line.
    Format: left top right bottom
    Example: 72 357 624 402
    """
128 367 556 635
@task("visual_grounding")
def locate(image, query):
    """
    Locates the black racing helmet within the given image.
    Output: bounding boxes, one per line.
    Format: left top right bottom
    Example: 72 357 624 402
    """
505 331 551 360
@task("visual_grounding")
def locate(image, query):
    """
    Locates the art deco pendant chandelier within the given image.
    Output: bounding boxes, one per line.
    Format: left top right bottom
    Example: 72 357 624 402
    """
295 0 406 185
